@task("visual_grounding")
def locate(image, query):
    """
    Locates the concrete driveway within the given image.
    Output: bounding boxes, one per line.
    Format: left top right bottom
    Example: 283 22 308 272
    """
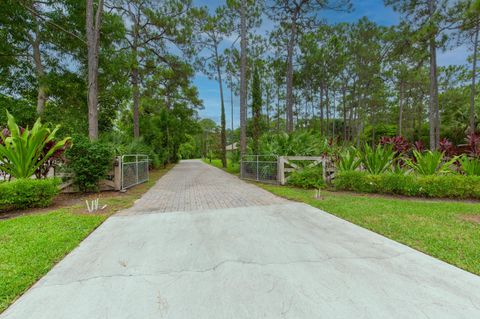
2 160 480 318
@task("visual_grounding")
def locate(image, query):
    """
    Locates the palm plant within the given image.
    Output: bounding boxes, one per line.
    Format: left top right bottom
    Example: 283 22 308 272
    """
404 150 456 175
359 144 395 174
337 147 361 172
459 155 480 176
0 112 71 179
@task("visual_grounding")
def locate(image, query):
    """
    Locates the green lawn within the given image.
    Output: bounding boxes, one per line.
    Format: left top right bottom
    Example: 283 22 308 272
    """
0 211 105 312
258 184 480 276
0 165 172 313
202 158 240 175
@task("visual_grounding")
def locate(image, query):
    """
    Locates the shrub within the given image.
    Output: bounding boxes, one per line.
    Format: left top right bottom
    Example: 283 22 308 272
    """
459 155 480 176
0 178 59 211
0 112 70 178
65 136 113 192
337 147 361 172
359 144 394 174
380 136 410 154
404 150 456 175
288 166 325 189
334 171 480 199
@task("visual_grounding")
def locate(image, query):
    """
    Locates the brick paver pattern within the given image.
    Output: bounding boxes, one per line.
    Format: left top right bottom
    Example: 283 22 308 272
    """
121 159 286 214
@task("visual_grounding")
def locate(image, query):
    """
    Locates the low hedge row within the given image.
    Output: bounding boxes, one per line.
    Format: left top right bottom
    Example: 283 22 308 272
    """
0 178 60 211
334 171 480 199
288 166 326 189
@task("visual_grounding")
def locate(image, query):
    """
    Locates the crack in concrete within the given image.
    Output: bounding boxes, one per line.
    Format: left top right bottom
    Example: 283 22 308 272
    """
38 252 411 289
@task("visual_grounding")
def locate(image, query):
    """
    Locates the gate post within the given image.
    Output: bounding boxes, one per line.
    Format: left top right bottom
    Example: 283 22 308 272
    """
114 156 122 191
277 156 285 185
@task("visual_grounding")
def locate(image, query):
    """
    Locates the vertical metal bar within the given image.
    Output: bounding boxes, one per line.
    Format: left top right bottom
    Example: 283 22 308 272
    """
121 155 124 190
135 155 139 185
256 155 259 181
146 155 149 182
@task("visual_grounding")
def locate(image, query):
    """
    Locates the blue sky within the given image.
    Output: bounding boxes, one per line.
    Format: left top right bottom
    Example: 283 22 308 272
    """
194 0 470 128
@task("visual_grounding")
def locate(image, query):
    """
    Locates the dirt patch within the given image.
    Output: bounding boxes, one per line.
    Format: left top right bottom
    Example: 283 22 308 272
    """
0 191 124 220
459 215 480 224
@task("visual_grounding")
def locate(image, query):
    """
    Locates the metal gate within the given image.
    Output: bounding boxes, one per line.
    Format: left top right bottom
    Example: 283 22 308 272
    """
240 155 278 184
121 154 149 190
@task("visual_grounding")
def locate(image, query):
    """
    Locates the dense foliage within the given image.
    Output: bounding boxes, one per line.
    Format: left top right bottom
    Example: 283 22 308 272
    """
288 166 325 189
0 112 70 179
335 171 480 199
65 136 113 192
0 178 59 210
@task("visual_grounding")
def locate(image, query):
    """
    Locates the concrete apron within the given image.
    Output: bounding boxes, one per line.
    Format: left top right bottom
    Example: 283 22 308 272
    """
2 203 480 319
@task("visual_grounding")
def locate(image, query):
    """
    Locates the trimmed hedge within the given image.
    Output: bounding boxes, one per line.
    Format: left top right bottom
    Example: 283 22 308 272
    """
334 171 480 199
288 166 325 189
0 178 60 211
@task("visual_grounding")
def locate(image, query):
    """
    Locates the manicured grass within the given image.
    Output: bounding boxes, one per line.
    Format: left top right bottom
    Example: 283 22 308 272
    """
0 165 172 313
258 184 480 276
0 211 105 312
203 158 240 175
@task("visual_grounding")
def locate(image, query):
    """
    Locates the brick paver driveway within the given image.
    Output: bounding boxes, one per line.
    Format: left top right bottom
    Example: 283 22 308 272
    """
121 159 286 214
2 160 480 319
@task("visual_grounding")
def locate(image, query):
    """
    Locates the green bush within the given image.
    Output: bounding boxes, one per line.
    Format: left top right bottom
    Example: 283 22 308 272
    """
0 111 70 178
65 136 113 192
0 178 59 211
358 144 394 174
288 166 325 189
404 150 455 175
337 146 361 172
334 171 480 199
459 155 480 176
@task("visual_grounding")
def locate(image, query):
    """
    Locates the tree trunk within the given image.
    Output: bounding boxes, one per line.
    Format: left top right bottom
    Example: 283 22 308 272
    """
31 11 47 116
285 12 298 132
319 85 324 135
131 17 140 139
342 84 347 141
325 85 330 137
215 47 227 168
240 0 247 157
230 76 234 134
86 0 104 141
132 65 140 138
332 87 336 137
428 0 439 150
398 80 405 136
470 22 479 133
266 84 270 128
276 84 281 132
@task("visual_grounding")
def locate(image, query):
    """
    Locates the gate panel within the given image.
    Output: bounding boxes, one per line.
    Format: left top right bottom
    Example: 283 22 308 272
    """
240 155 278 184
121 154 149 190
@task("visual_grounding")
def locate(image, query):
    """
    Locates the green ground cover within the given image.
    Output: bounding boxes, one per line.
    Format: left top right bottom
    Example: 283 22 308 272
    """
202 158 240 175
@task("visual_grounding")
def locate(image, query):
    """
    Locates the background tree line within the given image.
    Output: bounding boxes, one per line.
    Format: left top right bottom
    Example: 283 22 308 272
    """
2 0 480 167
